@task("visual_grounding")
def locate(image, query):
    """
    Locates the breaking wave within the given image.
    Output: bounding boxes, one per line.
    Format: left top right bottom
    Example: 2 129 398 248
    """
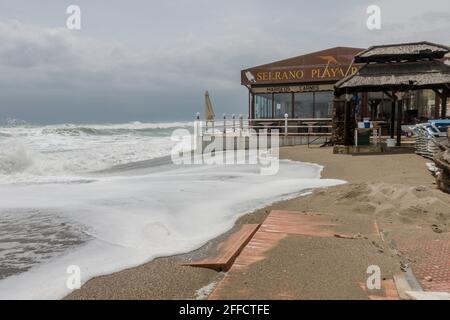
0 143 34 175
0 121 194 182
39 122 194 137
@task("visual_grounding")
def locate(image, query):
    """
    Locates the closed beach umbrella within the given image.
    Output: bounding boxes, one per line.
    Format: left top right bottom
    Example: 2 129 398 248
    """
205 91 215 121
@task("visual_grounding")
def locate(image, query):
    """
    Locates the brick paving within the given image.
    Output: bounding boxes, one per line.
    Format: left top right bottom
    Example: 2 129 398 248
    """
397 239 450 292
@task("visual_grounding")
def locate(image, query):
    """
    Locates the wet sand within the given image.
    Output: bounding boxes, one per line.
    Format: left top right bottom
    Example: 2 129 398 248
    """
66 146 450 300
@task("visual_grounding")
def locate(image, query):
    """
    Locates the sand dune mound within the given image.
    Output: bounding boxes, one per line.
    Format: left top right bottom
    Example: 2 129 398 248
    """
335 182 449 230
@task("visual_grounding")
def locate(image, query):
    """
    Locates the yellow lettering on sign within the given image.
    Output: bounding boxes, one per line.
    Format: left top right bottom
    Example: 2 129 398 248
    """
330 68 337 77
322 68 331 78
295 70 304 79
311 69 319 78
252 65 357 83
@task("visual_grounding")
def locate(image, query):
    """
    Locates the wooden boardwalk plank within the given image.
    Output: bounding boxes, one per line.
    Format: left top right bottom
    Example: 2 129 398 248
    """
209 210 342 300
183 224 260 271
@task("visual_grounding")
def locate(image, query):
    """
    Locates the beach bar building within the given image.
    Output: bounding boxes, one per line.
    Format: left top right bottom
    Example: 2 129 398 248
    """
197 43 449 152
334 42 450 150
239 44 449 144
241 47 366 141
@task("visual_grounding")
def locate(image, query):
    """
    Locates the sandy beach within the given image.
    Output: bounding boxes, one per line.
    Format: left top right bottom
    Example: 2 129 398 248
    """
66 145 450 300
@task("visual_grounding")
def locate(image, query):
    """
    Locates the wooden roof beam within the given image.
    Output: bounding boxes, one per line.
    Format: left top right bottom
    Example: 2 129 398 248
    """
433 88 444 99
382 90 396 100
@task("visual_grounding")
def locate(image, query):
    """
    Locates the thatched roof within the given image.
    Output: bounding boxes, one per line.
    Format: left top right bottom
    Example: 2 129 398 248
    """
335 60 450 94
355 41 449 63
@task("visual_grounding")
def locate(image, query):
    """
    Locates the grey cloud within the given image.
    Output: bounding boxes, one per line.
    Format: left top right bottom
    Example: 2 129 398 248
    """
0 1 449 124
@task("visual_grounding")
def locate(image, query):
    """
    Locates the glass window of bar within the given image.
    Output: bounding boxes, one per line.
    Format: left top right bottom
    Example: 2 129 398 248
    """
255 91 334 119
255 94 272 119
314 91 333 118
294 92 314 118
274 93 292 118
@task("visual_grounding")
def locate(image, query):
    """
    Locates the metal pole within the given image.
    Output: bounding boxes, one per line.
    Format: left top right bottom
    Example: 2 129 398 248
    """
284 113 288 137
239 114 243 134
223 114 226 134
195 112 200 137
232 114 236 133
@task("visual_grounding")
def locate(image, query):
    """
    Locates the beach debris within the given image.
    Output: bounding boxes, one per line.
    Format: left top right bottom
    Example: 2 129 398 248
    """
371 240 385 253
400 262 409 272
414 186 427 192
431 224 444 234
333 233 362 239
425 162 438 176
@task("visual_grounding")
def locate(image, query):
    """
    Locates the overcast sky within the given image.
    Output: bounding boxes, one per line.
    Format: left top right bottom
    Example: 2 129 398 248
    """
0 0 449 124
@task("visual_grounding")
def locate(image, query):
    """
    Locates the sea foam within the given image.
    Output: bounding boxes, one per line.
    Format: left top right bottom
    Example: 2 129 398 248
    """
0 122 345 299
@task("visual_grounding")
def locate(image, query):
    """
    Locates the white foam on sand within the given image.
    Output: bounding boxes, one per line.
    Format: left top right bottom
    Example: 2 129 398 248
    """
0 153 345 299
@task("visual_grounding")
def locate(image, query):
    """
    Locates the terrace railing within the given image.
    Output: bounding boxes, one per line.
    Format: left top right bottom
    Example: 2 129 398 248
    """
195 113 333 139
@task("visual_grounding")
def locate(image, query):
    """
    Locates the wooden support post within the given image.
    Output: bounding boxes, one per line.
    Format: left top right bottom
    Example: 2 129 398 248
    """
396 100 403 147
390 99 396 139
435 94 441 119
250 93 255 121
433 89 444 119
344 99 348 145
369 101 378 120
361 92 368 118
248 90 251 122
441 90 448 119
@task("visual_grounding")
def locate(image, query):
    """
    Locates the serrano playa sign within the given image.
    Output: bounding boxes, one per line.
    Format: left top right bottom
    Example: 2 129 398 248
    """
255 65 359 81
243 65 360 85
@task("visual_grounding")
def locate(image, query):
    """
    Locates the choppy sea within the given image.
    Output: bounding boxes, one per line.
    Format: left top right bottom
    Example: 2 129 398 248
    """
0 121 344 299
